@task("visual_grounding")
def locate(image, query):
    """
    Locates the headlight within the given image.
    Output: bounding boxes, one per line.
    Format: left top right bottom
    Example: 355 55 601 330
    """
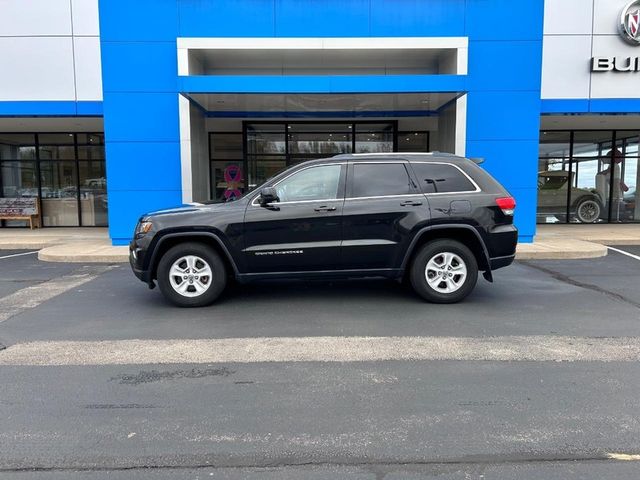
136 221 153 235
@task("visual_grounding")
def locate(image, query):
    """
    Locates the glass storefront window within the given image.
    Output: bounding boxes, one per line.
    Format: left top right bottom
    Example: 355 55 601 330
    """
0 134 36 161
288 132 351 155
210 133 243 159
355 123 394 153
538 130 640 224
398 132 428 152
247 156 286 191
39 160 79 226
77 146 105 160
0 132 106 228
79 161 108 227
247 125 286 155
0 161 37 197
573 131 613 157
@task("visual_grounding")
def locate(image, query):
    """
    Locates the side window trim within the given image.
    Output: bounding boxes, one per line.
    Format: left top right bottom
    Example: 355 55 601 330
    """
408 161 481 195
346 161 418 199
250 163 346 206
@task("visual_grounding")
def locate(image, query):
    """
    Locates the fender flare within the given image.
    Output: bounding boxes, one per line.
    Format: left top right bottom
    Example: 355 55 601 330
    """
148 231 240 278
400 224 493 280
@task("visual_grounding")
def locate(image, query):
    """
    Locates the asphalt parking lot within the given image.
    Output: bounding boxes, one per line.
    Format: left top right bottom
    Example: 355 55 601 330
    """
1 248 640 478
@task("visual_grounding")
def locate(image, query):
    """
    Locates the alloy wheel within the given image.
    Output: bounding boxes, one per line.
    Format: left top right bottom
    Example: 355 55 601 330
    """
425 252 468 294
168 255 213 297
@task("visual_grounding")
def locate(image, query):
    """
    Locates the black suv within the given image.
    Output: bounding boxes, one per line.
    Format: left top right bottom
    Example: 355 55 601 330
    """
130 153 517 306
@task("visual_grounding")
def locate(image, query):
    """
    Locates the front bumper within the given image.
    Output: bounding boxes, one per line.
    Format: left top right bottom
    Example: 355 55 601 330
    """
129 241 152 284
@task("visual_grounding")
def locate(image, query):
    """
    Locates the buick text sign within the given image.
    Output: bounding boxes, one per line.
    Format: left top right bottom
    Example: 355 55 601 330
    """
591 1 640 72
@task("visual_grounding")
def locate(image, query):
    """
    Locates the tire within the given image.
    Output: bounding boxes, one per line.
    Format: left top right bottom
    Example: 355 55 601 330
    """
157 242 227 307
409 239 478 304
575 197 601 223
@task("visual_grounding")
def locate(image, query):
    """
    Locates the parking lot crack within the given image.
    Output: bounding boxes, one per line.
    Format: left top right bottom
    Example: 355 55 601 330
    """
520 261 640 310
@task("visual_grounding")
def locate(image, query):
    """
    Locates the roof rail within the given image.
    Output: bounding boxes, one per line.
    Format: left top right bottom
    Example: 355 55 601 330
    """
332 152 460 159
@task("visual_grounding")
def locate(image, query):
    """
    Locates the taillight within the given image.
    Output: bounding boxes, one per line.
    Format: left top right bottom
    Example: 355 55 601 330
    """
496 197 516 216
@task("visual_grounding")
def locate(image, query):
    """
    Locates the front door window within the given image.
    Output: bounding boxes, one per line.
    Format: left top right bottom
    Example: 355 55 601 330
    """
275 164 341 203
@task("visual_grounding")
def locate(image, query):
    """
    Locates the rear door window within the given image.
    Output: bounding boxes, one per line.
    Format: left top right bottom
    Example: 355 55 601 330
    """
351 163 412 198
411 163 477 194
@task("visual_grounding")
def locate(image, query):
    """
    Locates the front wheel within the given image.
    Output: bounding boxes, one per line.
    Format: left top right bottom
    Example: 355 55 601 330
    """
157 242 227 307
409 240 478 304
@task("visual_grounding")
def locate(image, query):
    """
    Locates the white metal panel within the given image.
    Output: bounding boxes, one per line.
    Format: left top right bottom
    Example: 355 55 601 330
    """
0 0 72 36
0 37 75 100
544 0 594 35
73 37 102 100
541 35 592 99
593 0 628 35
591 35 640 98
179 95 193 204
71 0 100 36
177 37 468 50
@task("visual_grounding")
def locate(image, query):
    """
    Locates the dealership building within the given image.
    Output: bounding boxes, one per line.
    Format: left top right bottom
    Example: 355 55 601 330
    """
0 0 639 245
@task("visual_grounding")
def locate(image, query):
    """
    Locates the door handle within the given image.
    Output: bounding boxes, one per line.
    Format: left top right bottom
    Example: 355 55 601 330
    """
400 200 423 206
314 205 337 212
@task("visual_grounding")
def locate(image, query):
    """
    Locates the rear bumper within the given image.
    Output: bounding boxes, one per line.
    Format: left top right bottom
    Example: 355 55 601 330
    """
490 254 515 270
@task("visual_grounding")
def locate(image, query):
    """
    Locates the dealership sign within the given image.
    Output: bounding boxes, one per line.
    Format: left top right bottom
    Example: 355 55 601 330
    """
620 0 640 44
591 1 640 72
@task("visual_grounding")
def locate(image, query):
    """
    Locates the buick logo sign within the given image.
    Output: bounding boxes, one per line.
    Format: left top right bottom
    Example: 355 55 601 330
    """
620 1 640 45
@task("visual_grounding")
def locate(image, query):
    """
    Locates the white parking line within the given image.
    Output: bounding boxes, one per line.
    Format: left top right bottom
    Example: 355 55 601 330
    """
607 246 640 262
0 251 38 260
2 335 640 365
0 266 114 324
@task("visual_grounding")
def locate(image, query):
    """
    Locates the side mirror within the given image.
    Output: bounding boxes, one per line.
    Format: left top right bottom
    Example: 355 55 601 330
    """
259 186 279 206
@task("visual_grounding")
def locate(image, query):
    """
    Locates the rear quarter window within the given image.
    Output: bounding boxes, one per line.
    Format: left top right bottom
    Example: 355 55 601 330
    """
410 163 477 194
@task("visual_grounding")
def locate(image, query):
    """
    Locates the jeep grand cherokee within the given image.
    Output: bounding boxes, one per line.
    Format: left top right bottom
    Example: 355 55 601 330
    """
130 153 518 306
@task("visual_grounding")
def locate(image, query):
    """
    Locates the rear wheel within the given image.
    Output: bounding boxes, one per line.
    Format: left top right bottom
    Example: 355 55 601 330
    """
409 239 478 304
157 242 227 307
575 197 601 223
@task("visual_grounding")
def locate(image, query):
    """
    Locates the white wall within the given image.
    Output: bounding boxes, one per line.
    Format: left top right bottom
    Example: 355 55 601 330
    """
542 0 640 100
0 0 102 101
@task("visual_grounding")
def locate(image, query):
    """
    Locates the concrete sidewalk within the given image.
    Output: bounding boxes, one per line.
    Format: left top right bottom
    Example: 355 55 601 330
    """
0 224 639 263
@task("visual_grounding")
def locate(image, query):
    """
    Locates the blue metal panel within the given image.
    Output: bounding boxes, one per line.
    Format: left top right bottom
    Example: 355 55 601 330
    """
107 189 183 244
541 99 640 114
589 99 640 113
370 0 465 36
105 142 182 191
177 0 275 37
275 0 370 37
466 91 541 141
0 101 102 116
101 42 178 93
505 187 537 243
466 0 544 41
468 41 542 91
102 92 179 143
540 99 590 114
179 75 467 94
99 0 178 42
